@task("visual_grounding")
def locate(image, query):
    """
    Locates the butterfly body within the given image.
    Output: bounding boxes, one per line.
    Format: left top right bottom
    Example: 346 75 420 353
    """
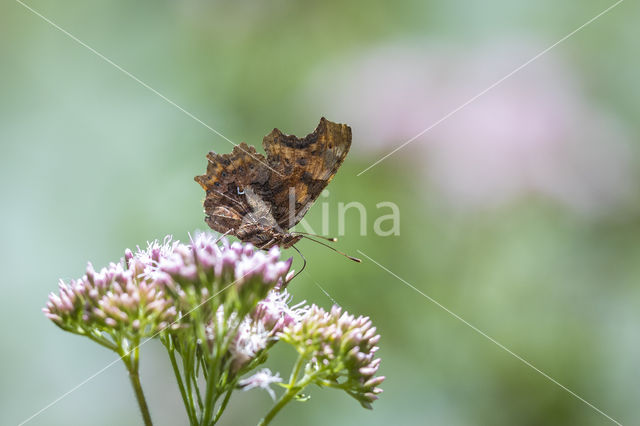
235 224 302 249
195 118 351 249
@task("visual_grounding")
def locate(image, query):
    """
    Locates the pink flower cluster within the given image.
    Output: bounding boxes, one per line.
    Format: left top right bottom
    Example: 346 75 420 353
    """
44 233 294 346
281 305 385 408
155 233 293 315
44 232 385 414
44 259 176 339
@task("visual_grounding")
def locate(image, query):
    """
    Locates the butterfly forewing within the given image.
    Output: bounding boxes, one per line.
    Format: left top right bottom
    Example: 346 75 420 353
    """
262 117 352 229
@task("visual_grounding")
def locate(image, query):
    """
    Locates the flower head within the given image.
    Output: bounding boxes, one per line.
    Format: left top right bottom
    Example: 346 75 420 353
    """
155 232 293 317
253 289 307 335
44 257 176 343
127 235 180 278
281 305 385 408
228 316 270 372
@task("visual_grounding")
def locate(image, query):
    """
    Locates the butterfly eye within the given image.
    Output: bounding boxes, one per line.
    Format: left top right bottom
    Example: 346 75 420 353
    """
214 182 221 187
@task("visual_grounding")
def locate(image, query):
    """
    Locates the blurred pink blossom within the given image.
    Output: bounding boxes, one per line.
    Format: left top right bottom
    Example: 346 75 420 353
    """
303 41 635 214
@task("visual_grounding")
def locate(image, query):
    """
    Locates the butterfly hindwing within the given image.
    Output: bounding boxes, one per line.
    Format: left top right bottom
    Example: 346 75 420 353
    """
194 143 270 235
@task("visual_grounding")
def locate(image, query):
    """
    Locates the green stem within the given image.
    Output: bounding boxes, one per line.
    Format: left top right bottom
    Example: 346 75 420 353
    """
288 353 306 386
183 344 198 418
258 389 296 426
124 346 153 426
194 371 204 412
167 340 197 425
212 386 233 424
258 354 310 426
201 352 220 425
86 332 118 352
201 323 224 425
202 305 238 425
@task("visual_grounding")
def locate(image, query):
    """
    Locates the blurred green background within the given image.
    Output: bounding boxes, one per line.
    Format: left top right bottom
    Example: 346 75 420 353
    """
2 0 639 425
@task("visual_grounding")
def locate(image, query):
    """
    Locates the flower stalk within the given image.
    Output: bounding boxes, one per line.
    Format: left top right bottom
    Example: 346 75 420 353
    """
125 354 153 426
258 354 309 426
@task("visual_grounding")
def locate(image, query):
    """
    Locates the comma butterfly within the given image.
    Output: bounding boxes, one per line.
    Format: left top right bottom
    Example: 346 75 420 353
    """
195 118 353 252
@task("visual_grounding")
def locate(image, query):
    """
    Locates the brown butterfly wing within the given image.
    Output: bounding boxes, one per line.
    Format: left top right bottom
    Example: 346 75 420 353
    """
195 118 351 245
261 117 352 229
194 143 272 236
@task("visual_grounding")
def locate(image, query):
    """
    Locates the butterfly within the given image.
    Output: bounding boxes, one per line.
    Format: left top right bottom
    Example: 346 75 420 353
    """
195 117 353 253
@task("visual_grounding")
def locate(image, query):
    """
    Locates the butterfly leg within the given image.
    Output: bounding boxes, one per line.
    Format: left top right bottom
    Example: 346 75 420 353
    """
215 229 233 244
258 238 276 250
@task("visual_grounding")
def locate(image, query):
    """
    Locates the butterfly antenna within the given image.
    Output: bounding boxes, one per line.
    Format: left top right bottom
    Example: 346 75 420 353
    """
298 235 362 263
291 245 307 280
292 231 338 242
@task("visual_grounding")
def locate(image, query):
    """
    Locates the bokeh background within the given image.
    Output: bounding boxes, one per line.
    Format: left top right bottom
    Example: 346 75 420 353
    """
2 0 639 425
